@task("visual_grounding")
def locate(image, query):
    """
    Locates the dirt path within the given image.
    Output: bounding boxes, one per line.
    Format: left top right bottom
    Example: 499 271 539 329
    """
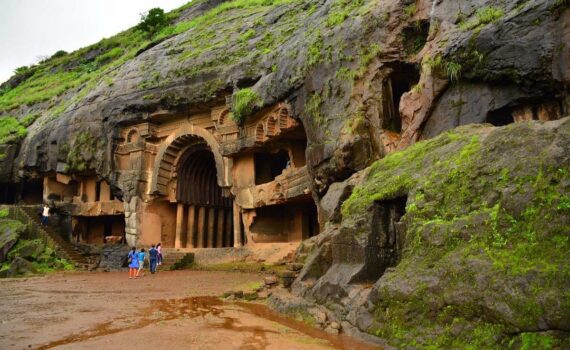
0 271 379 350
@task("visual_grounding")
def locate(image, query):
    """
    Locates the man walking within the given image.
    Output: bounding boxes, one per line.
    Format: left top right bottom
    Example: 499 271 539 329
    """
41 205 50 226
149 244 158 274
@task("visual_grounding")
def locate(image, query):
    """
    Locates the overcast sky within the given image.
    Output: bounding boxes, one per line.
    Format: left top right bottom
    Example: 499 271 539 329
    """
0 0 191 84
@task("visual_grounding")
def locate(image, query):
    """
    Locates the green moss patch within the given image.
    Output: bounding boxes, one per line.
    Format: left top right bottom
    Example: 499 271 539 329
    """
340 121 570 348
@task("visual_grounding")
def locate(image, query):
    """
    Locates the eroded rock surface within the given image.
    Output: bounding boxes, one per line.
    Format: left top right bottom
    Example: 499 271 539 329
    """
282 119 570 348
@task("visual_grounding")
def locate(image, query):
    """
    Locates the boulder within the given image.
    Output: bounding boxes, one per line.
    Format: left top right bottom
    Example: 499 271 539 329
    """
4 257 37 277
0 219 25 263
7 239 45 261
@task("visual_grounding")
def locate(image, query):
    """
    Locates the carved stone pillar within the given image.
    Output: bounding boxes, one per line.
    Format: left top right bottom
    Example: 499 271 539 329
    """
197 206 206 248
216 209 225 247
233 202 242 247
187 205 196 248
225 209 233 247
207 207 216 248
175 203 185 249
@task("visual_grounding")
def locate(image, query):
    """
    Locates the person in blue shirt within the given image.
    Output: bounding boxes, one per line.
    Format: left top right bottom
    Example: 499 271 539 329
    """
136 248 146 278
148 245 158 274
128 247 139 279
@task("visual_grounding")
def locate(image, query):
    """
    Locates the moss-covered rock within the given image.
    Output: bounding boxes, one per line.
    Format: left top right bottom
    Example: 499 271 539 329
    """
0 218 26 262
295 118 570 349
7 239 45 261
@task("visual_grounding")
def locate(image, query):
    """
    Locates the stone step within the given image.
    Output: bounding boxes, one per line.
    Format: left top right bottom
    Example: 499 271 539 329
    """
17 206 90 269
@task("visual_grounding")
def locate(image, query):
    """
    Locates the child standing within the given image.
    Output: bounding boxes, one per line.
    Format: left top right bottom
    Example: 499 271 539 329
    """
136 248 146 277
128 247 139 279
156 243 163 267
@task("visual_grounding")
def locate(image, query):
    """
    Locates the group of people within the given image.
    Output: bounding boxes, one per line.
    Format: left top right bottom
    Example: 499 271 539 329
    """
127 243 162 279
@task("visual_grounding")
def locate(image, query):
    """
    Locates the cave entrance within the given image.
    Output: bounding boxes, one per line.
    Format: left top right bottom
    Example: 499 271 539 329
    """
21 179 44 204
72 215 126 245
486 106 515 126
0 184 17 204
486 100 563 127
254 150 290 185
249 198 320 243
403 20 430 56
382 63 420 134
351 196 407 284
175 144 233 248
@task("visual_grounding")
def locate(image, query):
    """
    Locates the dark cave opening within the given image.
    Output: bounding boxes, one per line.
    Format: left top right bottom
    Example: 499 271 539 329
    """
402 20 430 56
351 195 407 284
0 184 17 204
383 63 421 134
21 179 44 204
486 106 515 126
254 150 290 185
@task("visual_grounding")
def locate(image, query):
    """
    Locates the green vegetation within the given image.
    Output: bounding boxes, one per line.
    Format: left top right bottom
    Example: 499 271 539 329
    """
137 8 169 36
191 261 286 274
64 131 99 172
403 4 417 19
0 27 150 114
325 0 365 27
232 88 261 124
0 117 28 144
340 122 570 348
1 218 75 277
169 253 195 270
305 92 324 125
459 6 504 31
307 31 324 67
422 54 462 81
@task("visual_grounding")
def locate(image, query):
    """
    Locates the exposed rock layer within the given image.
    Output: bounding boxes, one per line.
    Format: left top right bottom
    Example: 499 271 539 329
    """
285 118 570 348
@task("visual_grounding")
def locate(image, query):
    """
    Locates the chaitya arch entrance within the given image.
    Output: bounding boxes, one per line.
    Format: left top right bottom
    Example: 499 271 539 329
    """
175 144 234 248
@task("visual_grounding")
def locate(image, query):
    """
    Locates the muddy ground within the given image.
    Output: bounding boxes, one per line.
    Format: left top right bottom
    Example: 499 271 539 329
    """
0 271 379 350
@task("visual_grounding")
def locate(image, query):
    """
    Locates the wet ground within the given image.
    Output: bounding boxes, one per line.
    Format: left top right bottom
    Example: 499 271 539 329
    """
0 271 379 349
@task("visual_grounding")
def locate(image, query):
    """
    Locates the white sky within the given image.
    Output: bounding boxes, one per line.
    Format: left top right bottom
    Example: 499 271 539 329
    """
0 0 191 84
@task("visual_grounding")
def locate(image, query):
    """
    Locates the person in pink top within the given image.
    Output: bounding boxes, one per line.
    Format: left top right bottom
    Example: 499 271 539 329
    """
156 243 163 267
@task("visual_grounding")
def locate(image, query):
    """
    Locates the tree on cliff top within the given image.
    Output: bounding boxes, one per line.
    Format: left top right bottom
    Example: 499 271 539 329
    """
138 8 168 36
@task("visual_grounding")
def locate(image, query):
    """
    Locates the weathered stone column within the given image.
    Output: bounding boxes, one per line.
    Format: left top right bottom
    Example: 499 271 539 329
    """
233 202 242 247
186 205 196 248
124 197 139 247
175 203 185 249
225 209 233 247
216 209 225 247
207 207 215 248
197 206 206 248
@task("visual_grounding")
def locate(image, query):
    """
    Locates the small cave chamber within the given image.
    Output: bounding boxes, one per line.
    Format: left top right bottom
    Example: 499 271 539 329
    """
20 178 44 204
248 198 320 243
44 176 78 202
0 184 17 204
402 20 430 56
72 215 126 245
486 100 563 126
254 150 291 185
351 196 407 284
382 63 421 134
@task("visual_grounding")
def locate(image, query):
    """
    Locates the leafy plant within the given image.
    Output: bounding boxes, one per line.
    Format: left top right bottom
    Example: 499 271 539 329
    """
403 4 417 19
138 7 169 36
459 6 504 31
232 88 261 124
51 50 68 59
0 117 28 144
445 62 462 81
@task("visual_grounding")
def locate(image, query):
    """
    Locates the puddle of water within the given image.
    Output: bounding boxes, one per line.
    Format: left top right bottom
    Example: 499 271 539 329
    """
37 296 380 350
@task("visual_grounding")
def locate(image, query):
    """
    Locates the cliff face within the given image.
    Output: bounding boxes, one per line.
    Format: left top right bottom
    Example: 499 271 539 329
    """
283 118 570 348
1 0 568 190
0 0 569 347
